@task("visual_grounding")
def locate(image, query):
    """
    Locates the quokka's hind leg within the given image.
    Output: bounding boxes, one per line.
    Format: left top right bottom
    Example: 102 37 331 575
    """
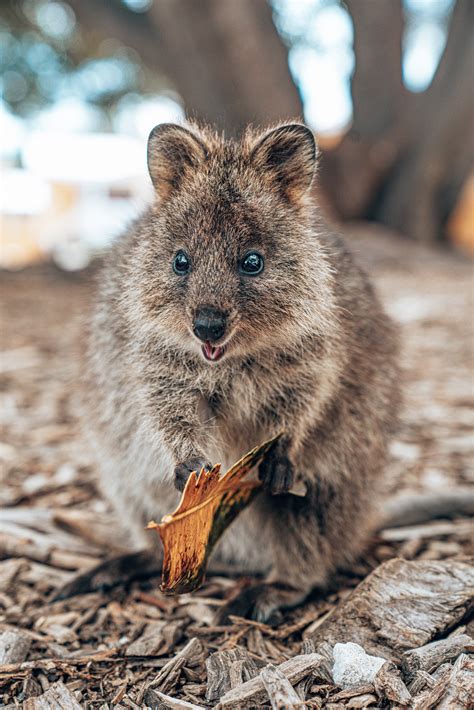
213 472 374 624
52 548 163 601
51 547 263 602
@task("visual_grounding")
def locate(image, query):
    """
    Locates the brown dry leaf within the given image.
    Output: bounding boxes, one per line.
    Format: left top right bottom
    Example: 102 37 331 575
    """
147 433 282 594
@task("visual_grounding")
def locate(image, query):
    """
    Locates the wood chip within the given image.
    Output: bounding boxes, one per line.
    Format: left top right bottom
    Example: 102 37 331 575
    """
260 663 307 709
52 508 134 553
22 681 82 709
402 633 474 679
216 652 325 708
144 688 206 709
0 630 31 664
381 489 474 528
412 653 474 709
147 638 203 694
0 558 27 592
346 694 377 708
373 661 411 705
331 685 375 701
408 669 436 695
0 648 119 679
309 558 474 657
380 519 473 542
125 620 184 657
206 646 259 702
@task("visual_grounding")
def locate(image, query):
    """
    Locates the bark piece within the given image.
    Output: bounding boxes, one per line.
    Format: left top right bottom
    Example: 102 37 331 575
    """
148 638 203 694
380 519 472 542
408 669 436 695
373 661 411 705
0 648 119 679
412 653 474 709
346 694 377 709
206 646 259 703
147 434 281 594
331 685 375 702
52 508 133 553
143 688 206 710
125 620 183 657
0 558 26 592
381 488 474 528
309 558 474 658
22 681 82 709
216 653 325 709
0 630 31 664
402 633 474 679
260 664 307 709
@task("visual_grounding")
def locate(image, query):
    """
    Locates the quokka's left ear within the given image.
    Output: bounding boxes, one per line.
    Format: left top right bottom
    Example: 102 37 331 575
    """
250 124 317 202
147 123 208 200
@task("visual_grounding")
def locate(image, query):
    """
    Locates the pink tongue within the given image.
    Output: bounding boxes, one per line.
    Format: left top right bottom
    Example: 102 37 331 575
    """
203 343 222 360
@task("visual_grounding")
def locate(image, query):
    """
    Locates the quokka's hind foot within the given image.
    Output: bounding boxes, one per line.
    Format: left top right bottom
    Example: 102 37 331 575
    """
214 581 310 626
51 549 162 601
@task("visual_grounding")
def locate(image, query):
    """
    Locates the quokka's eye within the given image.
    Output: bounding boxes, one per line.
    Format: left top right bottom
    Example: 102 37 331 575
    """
172 250 191 275
239 251 264 276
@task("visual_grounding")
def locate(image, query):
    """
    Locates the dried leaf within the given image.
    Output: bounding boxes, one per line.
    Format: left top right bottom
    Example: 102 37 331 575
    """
147 434 282 593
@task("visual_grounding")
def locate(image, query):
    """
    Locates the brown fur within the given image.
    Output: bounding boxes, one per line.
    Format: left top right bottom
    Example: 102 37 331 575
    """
83 123 400 620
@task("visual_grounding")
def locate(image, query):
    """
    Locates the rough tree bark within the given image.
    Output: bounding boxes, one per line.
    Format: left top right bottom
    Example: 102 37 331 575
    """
375 0 474 242
319 0 474 243
318 0 407 219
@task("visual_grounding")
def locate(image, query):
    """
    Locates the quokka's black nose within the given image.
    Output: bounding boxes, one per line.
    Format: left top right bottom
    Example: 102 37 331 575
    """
193 306 226 343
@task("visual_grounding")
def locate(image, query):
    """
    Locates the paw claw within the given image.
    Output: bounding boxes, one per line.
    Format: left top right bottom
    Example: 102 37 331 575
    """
258 443 294 495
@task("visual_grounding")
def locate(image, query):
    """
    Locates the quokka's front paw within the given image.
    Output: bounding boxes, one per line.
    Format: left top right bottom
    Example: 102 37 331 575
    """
258 439 294 495
174 457 212 491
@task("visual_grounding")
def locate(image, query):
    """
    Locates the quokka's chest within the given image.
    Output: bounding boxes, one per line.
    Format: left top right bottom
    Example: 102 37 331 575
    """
197 374 288 464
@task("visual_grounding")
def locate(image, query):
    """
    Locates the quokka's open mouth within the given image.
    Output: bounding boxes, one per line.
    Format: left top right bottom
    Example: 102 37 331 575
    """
202 342 225 362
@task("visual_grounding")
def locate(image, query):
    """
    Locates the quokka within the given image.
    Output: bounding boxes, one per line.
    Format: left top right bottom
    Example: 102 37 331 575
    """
83 122 400 620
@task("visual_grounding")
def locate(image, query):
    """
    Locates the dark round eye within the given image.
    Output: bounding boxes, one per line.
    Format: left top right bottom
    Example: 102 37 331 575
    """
240 251 264 276
173 250 191 275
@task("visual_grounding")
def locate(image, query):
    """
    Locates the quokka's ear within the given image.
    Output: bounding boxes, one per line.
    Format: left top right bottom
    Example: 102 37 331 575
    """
147 123 207 198
250 124 317 202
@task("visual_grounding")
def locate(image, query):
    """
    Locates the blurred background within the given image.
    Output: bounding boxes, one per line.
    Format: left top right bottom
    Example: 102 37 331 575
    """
1 0 473 270
0 7 473 703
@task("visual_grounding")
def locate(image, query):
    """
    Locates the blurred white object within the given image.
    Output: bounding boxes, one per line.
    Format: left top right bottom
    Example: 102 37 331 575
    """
22 131 146 184
1 130 154 270
52 234 92 272
332 642 386 689
0 168 52 216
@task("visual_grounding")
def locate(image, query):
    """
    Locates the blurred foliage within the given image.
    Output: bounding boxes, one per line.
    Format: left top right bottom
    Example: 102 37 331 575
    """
0 0 165 121
1 0 455 125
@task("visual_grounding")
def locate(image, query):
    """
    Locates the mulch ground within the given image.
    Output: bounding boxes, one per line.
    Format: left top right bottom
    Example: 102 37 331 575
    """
0 225 472 708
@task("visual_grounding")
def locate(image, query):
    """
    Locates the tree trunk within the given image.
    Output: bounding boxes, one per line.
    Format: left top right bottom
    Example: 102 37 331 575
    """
347 0 406 138
375 0 474 242
148 0 303 136
318 0 408 219
320 0 474 243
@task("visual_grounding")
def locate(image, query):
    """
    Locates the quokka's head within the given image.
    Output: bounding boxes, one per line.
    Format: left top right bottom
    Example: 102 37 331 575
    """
134 122 334 365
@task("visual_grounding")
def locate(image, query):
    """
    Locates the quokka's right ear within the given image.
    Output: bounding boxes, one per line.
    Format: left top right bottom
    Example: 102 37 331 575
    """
147 123 207 198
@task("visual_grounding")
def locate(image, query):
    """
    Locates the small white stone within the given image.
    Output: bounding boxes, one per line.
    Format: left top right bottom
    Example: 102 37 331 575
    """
332 642 386 689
